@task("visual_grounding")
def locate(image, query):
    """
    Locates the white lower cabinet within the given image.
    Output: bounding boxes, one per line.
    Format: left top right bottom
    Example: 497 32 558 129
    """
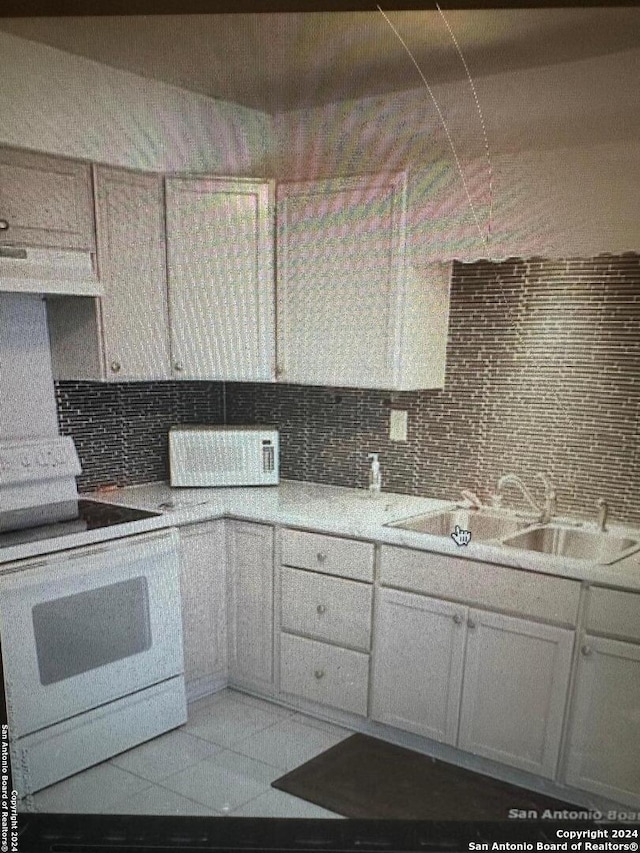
227 521 275 693
371 588 466 744
278 529 374 715
175 519 637 807
565 636 640 805
280 632 369 716
178 521 227 699
457 608 574 778
372 588 574 779
280 566 372 651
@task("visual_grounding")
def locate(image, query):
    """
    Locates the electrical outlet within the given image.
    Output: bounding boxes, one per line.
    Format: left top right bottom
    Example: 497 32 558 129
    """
389 409 408 442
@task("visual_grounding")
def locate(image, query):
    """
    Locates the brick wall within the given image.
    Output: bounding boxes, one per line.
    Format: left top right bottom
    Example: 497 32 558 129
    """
56 254 640 525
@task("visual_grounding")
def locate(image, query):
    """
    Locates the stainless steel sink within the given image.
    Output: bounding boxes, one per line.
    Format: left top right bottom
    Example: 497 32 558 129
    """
387 507 534 542
501 524 640 564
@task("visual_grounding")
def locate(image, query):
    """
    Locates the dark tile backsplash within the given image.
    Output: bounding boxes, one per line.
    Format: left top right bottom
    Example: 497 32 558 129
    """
55 382 224 490
56 254 640 525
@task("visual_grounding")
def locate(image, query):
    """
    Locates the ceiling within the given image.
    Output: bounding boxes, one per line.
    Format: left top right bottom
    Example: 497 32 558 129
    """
1 9 639 113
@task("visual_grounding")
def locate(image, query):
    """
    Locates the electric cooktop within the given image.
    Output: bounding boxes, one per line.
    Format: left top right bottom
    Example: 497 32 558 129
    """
0 499 161 549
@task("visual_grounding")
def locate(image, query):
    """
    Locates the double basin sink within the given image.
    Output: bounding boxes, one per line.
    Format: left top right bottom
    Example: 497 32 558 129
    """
387 506 640 565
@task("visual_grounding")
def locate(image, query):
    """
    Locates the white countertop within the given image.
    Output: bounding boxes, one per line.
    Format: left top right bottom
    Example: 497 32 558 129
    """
2 479 640 590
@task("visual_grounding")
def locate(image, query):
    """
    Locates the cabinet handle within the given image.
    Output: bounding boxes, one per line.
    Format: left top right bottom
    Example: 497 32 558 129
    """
314 669 325 680
316 551 327 563
316 604 326 615
467 618 477 629
0 219 9 231
110 361 121 373
174 362 184 372
581 644 593 657
453 614 463 625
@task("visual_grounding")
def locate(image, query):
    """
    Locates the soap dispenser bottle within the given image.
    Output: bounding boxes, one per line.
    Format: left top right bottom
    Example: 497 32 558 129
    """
368 453 382 494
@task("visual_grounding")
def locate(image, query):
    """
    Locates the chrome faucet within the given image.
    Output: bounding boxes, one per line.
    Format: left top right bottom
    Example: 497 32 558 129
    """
596 499 609 532
536 473 557 524
460 489 484 510
495 472 556 524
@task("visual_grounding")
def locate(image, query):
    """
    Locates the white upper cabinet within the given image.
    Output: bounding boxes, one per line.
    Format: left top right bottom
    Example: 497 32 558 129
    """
94 166 171 380
165 177 275 382
0 146 95 252
276 173 451 390
49 166 171 381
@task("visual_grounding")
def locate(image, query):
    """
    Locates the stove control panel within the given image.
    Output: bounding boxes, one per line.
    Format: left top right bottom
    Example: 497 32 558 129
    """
0 437 82 483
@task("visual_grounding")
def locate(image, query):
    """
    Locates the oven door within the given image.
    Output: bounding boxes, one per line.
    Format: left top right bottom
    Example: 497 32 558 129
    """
0 529 184 739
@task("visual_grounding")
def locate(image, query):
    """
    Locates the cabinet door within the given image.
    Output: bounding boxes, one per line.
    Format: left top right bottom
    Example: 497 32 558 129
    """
565 636 640 805
458 609 574 779
94 166 171 380
371 588 466 744
165 177 275 381
179 521 227 699
227 521 274 692
0 146 95 251
277 173 406 389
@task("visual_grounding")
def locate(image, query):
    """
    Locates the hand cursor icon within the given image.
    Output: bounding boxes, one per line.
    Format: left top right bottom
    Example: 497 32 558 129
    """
451 525 471 546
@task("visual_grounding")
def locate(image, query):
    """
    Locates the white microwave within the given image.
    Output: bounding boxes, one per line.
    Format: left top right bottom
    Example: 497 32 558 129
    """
169 426 279 487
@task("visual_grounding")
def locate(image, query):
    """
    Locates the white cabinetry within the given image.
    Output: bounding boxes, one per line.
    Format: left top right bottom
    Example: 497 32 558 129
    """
178 521 227 700
0 146 95 251
165 177 275 381
49 166 171 381
457 608 574 778
276 173 450 390
280 632 369 717
227 521 275 693
372 588 466 744
564 588 640 805
278 529 374 716
373 547 577 779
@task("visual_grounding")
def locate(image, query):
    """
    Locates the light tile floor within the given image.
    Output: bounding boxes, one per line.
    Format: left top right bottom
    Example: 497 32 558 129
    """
29 689 349 818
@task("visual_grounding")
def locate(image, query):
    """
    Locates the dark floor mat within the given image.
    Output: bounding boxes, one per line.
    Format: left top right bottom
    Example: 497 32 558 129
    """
272 734 580 820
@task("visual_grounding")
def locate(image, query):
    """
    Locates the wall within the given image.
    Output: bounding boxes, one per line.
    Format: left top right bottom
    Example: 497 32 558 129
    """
55 254 640 526
0 294 59 440
0 31 272 174
273 49 640 258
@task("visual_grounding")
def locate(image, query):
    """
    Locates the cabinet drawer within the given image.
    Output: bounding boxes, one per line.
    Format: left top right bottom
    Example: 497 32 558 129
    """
587 588 640 643
280 632 369 716
281 566 372 650
281 529 374 582
380 546 580 626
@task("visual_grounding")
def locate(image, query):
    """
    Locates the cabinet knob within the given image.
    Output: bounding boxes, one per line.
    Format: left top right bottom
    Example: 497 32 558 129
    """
314 669 325 680
0 219 9 231
110 361 121 373
453 614 463 625
316 552 327 563
316 604 327 615
467 618 477 629
174 362 184 372
581 644 593 657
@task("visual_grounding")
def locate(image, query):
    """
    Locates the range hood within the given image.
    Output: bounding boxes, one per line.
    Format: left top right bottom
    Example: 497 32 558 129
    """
0 246 102 296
